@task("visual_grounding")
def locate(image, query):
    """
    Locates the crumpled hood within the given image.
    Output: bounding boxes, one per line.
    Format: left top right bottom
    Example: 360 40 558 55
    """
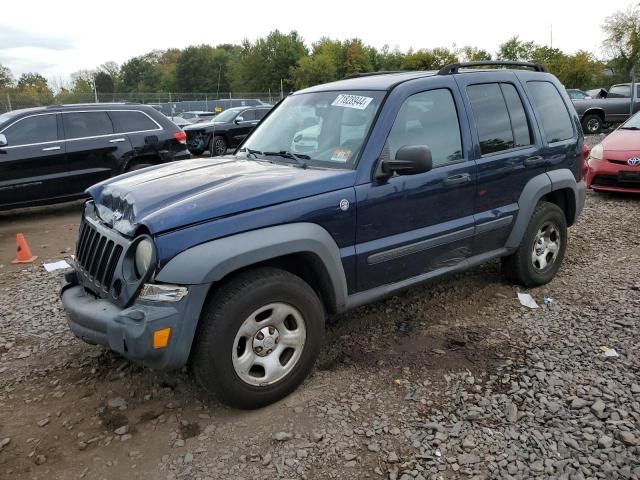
87 157 356 236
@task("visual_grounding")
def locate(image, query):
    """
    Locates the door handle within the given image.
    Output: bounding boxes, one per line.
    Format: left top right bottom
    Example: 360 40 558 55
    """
109 138 126 143
443 172 471 187
42 146 61 151
524 155 546 167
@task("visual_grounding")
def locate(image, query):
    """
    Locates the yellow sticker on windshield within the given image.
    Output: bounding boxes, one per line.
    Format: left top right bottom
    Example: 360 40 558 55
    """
331 148 351 162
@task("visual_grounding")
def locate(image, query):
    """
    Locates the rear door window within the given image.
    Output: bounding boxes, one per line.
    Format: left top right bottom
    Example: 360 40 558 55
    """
63 112 114 139
109 111 159 133
467 83 514 154
2 114 58 146
527 81 574 143
501 84 532 148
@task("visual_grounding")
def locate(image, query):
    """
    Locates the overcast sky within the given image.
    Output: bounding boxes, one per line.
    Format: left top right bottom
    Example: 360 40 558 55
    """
0 0 634 83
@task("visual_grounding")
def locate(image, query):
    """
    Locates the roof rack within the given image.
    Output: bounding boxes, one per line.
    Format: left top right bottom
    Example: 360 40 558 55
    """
437 61 546 75
342 71 405 79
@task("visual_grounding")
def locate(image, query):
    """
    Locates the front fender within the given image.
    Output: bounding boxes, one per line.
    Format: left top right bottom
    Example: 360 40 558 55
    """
155 223 349 310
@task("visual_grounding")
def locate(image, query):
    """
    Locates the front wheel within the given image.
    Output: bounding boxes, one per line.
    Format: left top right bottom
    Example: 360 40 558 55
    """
192 268 325 409
502 202 567 287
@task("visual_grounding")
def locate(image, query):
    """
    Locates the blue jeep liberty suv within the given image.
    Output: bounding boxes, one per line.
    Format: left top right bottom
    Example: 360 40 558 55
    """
61 61 587 409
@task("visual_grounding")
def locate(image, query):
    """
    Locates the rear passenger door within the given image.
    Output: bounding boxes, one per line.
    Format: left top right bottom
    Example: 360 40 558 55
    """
109 110 162 167
62 111 132 192
455 73 546 254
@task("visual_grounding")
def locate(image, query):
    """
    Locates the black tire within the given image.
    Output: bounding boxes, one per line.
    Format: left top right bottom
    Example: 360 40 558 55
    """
209 135 227 156
501 202 567 287
192 267 325 409
126 162 153 172
188 148 204 156
582 114 603 134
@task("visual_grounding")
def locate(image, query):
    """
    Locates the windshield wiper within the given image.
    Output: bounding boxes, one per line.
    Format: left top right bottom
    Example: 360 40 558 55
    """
239 147 263 159
620 126 640 130
263 151 310 169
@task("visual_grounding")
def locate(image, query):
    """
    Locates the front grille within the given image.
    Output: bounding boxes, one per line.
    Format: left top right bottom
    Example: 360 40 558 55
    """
76 218 124 294
592 174 640 189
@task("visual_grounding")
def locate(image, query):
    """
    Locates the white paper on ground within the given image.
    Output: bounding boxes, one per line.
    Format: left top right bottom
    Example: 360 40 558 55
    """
43 260 71 272
517 292 539 309
604 348 619 357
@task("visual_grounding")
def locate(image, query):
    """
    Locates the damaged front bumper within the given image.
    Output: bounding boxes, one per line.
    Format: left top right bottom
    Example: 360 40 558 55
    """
60 271 209 370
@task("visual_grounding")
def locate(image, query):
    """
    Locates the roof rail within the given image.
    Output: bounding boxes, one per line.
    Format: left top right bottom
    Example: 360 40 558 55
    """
342 70 405 79
437 61 546 75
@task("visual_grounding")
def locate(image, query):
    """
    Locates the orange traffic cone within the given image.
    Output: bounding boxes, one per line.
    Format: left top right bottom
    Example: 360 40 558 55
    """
11 233 38 264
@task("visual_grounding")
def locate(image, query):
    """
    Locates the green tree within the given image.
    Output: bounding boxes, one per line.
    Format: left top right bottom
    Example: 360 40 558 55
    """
0 64 14 90
401 48 458 70
498 36 536 61
120 56 160 92
602 5 640 81
555 51 605 90
230 30 307 92
460 46 492 62
94 71 114 94
343 39 372 76
373 45 404 71
16 72 54 106
176 45 232 92
291 54 337 89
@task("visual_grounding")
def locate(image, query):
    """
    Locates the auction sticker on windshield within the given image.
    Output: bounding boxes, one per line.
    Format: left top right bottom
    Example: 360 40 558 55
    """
331 94 373 110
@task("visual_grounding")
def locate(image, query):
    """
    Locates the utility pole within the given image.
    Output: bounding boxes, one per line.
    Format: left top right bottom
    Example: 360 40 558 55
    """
550 23 553 49
280 78 284 99
92 74 98 103
6 93 11 111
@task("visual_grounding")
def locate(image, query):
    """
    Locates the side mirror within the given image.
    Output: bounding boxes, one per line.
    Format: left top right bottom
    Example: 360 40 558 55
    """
234 116 244 124
382 145 433 176
0 134 6 147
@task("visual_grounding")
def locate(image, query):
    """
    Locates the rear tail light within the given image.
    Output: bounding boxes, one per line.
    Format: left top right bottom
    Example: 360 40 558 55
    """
579 143 590 180
173 131 187 144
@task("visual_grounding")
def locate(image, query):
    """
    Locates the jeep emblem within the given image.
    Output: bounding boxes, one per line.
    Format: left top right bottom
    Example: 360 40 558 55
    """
627 157 640 166
339 199 350 211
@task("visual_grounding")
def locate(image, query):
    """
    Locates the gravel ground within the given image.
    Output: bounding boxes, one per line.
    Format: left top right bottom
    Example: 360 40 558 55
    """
1 135 639 479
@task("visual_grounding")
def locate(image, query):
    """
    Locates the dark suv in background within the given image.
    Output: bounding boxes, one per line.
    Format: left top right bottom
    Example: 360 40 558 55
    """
0 103 189 210
184 105 272 156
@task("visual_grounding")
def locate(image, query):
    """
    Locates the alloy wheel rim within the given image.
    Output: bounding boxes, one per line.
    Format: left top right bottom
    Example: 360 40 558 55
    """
215 139 226 155
531 221 561 271
232 302 307 386
587 118 600 132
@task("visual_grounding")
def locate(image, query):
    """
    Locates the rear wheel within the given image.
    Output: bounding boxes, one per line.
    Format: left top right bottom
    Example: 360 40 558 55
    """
209 136 227 156
582 114 603 134
502 202 567 287
192 268 324 409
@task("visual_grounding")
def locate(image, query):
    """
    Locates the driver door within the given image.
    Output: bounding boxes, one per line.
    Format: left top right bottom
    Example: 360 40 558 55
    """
354 81 477 292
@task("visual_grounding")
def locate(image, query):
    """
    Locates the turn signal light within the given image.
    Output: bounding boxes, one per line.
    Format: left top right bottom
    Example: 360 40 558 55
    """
153 327 171 349
173 131 187 144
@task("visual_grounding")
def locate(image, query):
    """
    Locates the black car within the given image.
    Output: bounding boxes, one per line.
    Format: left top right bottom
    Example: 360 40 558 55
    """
183 105 272 156
0 103 190 210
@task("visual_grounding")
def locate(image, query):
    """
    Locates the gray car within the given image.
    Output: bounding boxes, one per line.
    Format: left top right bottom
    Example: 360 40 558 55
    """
572 83 640 134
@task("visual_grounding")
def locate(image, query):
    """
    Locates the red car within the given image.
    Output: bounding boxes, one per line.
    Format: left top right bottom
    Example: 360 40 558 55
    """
586 114 640 193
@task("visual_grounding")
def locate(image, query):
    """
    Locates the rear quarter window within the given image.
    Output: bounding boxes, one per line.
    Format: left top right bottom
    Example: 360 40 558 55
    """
527 81 574 143
109 111 160 133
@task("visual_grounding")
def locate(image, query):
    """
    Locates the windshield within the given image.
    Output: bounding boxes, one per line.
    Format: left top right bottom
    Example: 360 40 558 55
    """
241 90 385 169
214 109 239 123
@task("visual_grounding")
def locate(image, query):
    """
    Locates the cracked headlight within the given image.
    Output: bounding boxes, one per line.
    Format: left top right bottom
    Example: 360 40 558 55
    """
135 238 154 278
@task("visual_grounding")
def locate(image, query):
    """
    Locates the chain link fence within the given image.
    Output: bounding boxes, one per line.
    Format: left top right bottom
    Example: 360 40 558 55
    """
0 92 283 115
